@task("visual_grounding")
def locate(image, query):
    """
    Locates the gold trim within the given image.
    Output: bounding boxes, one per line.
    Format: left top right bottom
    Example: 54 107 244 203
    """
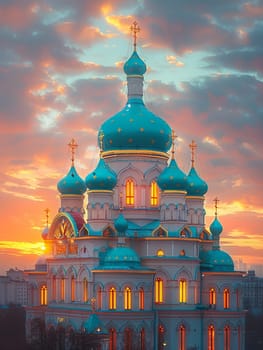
102 150 169 160
93 270 155 274
60 194 85 198
186 196 205 200
202 271 245 277
163 190 187 194
87 190 113 193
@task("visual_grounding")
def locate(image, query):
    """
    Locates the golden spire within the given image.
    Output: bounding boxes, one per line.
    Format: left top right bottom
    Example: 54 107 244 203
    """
171 130 177 160
99 131 104 158
44 208 50 227
68 138 78 166
189 140 197 168
130 21 140 51
213 197 219 217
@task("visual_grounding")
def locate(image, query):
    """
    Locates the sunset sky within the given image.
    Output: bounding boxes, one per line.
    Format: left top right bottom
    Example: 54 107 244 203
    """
0 0 262 275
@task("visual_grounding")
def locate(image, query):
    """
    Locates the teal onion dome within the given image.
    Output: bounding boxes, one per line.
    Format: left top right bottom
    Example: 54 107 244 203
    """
103 246 141 270
123 50 147 76
57 165 86 195
85 158 117 191
200 249 234 272
157 159 188 191
210 217 223 236
114 213 128 234
187 167 208 196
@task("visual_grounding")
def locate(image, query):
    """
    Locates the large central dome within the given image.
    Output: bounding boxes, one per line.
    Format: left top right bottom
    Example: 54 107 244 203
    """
99 49 172 154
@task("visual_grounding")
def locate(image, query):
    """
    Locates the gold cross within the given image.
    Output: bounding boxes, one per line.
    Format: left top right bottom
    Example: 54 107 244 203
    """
213 197 220 217
189 140 197 167
68 138 78 165
99 131 104 156
44 208 50 227
130 21 140 51
171 130 178 159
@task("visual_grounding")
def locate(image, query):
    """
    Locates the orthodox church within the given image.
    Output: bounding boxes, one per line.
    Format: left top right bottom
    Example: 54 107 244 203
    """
26 23 245 350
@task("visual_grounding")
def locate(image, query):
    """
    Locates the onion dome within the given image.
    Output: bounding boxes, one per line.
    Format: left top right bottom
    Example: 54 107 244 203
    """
85 158 117 191
157 158 188 191
57 165 86 195
187 167 208 196
103 246 141 270
82 314 108 334
210 216 223 237
114 213 128 234
200 249 234 272
124 50 147 76
35 255 47 272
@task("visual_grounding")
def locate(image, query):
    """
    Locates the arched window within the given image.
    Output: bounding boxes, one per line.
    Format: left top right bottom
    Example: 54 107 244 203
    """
140 328 145 350
155 278 163 303
83 278 88 303
124 328 132 350
150 180 158 206
61 277 65 302
157 249 165 257
124 287 132 310
97 286 102 310
109 328 117 350
40 285 47 305
109 287 116 310
224 326 230 350
209 288 216 305
126 179 135 206
71 276 75 302
179 279 187 303
224 288 230 309
139 287 144 310
208 325 215 350
179 325 186 350
52 276 56 301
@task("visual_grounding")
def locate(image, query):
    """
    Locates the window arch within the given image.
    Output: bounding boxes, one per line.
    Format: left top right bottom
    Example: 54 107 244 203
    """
40 285 47 305
179 279 187 303
109 287 116 310
155 278 163 303
208 325 215 350
124 328 133 350
224 288 230 309
157 249 165 257
139 287 144 310
125 179 135 205
150 180 158 206
124 287 132 310
60 277 65 302
140 328 145 350
71 276 75 302
83 278 88 303
209 288 216 306
224 325 230 350
109 328 117 350
179 325 186 350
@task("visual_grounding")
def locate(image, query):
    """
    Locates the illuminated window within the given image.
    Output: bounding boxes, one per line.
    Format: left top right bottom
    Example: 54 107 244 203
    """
179 325 186 350
97 286 102 309
140 328 145 350
155 278 163 303
224 326 230 350
157 249 165 257
179 279 187 303
83 278 88 303
109 287 116 310
150 180 158 206
40 285 47 305
52 276 56 301
224 288 230 309
139 287 144 310
109 328 117 350
209 288 216 305
126 179 135 205
124 328 132 350
61 277 65 302
208 325 215 350
71 276 75 302
124 287 132 310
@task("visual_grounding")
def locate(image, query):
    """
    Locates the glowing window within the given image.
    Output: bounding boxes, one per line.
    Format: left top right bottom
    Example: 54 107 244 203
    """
179 280 187 303
208 325 215 350
61 278 65 302
71 276 75 302
83 278 88 303
224 288 230 309
150 180 158 206
109 328 117 350
179 325 186 350
157 249 165 257
209 288 216 305
155 278 163 303
139 287 144 310
109 287 116 310
40 285 47 305
97 286 102 309
224 326 230 350
124 287 132 310
52 276 56 301
126 179 134 205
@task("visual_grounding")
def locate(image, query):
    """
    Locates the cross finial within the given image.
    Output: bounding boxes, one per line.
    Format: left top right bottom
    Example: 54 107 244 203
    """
171 130 178 159
44 208 50 227
213 197 220 217
130 21 140 51
68 138 78 165
189 140 197 167
99 131 104 157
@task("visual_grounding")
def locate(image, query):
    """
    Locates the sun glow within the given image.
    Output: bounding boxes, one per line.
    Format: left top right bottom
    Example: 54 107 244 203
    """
0 241 46 256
